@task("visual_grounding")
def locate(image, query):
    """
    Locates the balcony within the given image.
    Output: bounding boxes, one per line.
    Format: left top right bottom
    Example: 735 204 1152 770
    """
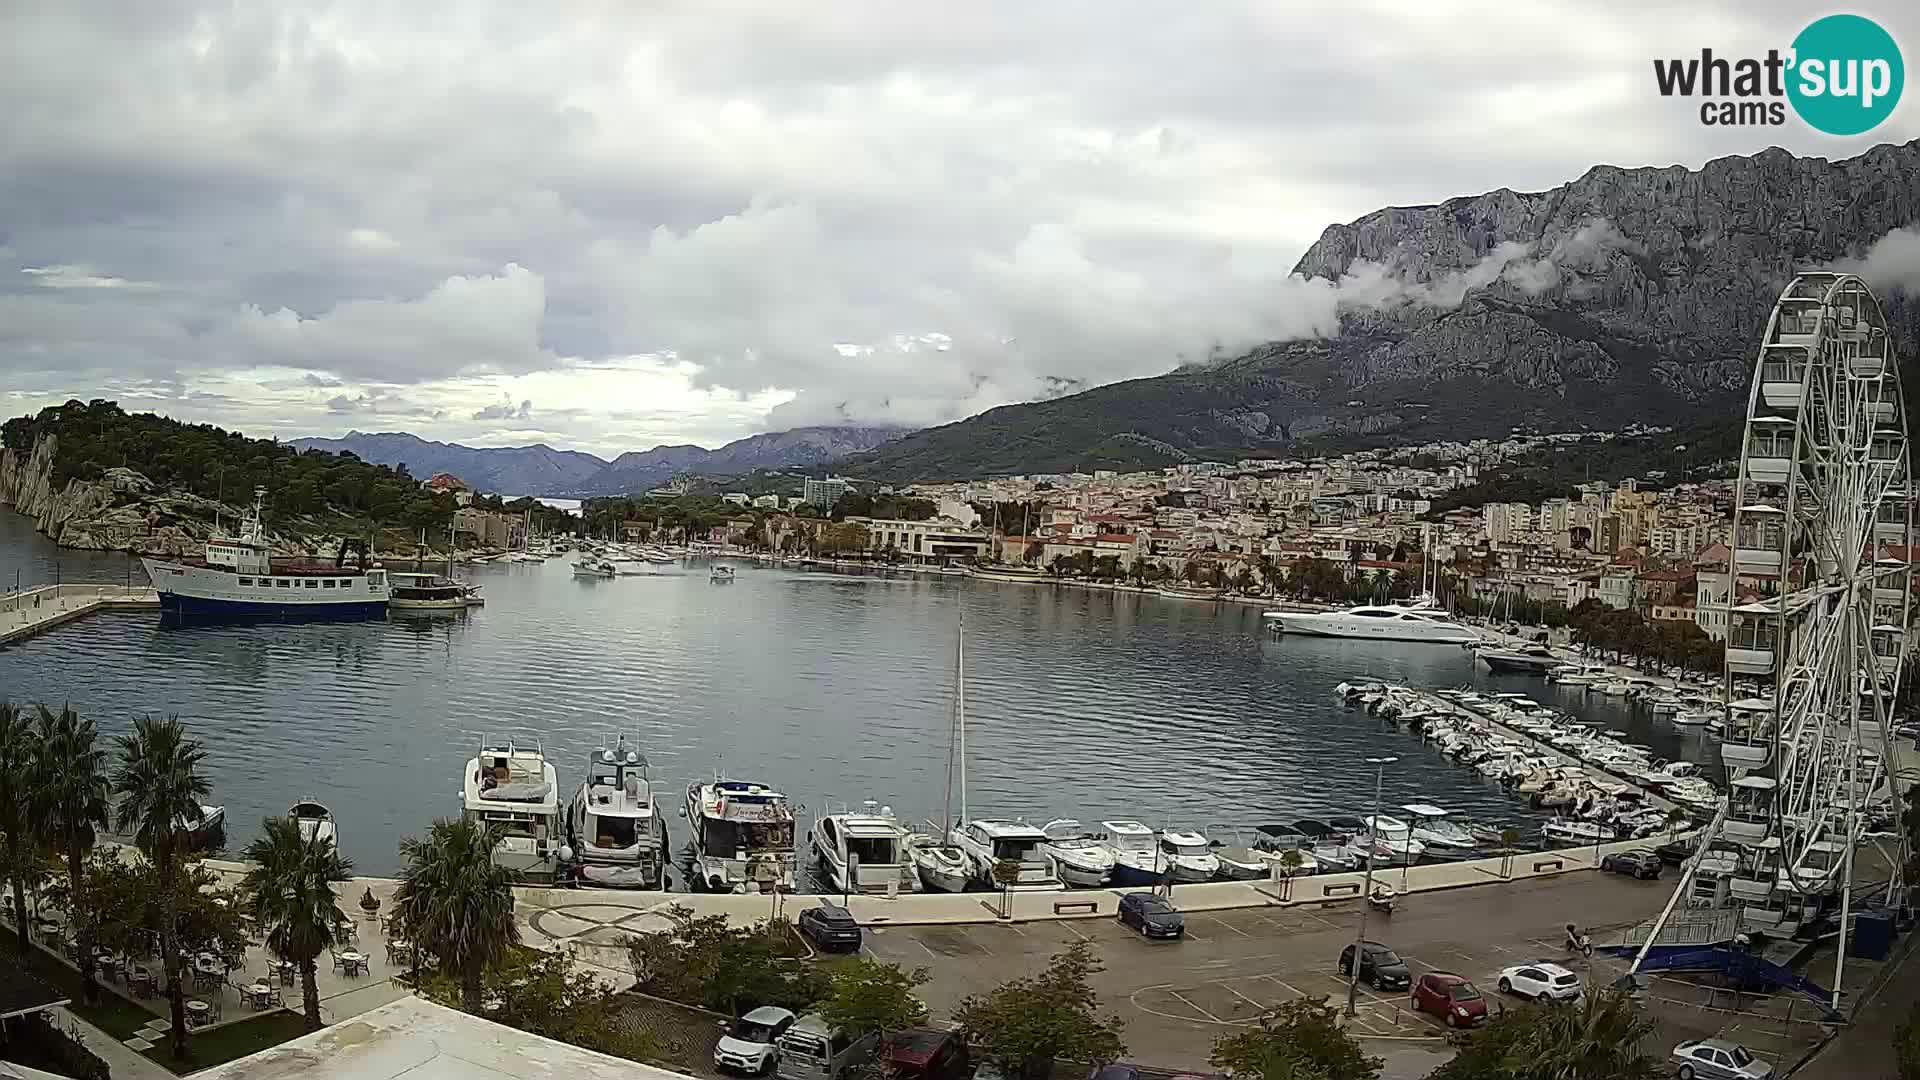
1743 418 1796 484
1876 495 1910 542
1771 302 1822 348
1760 347 1809 410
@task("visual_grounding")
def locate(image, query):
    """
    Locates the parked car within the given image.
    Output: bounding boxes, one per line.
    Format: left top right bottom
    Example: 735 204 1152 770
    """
880 1027 968 1080
1117 892 1186 939
1496 962 1582 1002
1670 1038 1774 1079
797 902 863 952
1409 972 1488 1027
715 1007 797 1075
775 1013 879 1080
1653 836 1697 865
1338 941 1410 990
1600 849 1662 879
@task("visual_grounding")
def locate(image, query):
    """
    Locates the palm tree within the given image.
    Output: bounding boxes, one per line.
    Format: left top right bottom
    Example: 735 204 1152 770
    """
242 817 354 1030
393 818 519 1011
30 705 110 1005
0 702 37 959
113 715 211 1059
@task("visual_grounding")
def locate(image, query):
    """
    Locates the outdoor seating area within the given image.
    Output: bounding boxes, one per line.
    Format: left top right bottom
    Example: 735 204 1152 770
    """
0 867 411 1051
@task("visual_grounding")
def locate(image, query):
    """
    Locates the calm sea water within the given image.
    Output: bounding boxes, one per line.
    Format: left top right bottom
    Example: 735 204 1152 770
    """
0 510 1719 880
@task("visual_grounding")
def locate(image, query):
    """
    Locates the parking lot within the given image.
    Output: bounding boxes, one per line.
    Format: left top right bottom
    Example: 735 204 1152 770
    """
854 872 1832 1076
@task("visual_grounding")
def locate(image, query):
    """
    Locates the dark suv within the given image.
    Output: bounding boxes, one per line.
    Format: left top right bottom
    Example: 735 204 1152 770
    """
1600 850 1662 879
1338 941 1410 990
796 902 863 951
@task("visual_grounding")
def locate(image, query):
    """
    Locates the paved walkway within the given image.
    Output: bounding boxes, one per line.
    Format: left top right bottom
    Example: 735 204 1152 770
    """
0 584 157 645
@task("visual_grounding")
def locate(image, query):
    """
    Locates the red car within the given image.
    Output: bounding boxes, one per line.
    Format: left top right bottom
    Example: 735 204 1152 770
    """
1411 973 1489 1027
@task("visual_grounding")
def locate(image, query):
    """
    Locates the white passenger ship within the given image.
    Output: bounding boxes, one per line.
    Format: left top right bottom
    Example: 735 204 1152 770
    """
140 490 389 618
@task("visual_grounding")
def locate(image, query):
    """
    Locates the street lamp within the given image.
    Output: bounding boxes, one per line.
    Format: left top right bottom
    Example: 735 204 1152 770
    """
1348 755 1397 1017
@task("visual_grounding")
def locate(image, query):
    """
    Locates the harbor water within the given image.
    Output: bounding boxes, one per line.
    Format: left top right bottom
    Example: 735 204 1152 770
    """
0 510 1723 880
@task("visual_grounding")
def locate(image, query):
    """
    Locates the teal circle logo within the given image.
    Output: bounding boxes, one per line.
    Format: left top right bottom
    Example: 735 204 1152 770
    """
1787 14 1903 135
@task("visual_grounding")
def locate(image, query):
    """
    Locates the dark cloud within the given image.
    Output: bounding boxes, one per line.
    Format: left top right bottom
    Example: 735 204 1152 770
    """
0 1 1913 448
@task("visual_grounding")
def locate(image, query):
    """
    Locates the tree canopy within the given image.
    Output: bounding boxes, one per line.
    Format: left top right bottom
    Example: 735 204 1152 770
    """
954 942 1126 1080
1210 998 1381 1080
2 399 454 532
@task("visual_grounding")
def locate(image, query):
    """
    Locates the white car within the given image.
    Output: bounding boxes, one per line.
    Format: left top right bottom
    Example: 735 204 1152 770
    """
714 1006 796 1075
1496 961 1582 1001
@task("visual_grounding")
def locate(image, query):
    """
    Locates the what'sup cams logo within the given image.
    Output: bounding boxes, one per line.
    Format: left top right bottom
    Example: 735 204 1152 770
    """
1653 13 1903 134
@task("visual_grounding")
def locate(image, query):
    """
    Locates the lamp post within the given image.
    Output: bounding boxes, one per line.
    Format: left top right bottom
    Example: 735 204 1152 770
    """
1348 755 1397 1017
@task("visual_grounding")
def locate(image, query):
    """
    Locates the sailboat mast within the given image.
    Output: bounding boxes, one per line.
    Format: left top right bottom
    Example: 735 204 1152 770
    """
957 616 968 823
942 623 959 837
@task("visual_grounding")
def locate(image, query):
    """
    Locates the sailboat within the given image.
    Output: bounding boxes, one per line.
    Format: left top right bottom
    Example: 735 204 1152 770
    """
908 617 974 893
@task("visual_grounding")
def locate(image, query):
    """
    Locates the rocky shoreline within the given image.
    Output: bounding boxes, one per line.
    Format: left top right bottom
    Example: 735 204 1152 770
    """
0 433 301 556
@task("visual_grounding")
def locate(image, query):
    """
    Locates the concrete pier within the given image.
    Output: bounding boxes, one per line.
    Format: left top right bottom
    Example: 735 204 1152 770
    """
0 583 158 646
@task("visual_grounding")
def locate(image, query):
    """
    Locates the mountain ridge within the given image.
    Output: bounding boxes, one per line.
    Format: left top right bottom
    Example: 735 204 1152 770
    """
291 425 909 496
844 140 1920 481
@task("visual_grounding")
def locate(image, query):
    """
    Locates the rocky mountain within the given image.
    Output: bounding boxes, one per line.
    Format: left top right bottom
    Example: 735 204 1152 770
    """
845 140 1920 482
287 431 608 495
293 425 909 496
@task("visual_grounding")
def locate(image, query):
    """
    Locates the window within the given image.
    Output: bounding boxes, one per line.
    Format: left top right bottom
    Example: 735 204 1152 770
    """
305 579 319 588
322 579 336 588
237 577 253 586
277 579 291 588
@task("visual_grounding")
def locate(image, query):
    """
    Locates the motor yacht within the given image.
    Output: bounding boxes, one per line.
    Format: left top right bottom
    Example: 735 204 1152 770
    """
1268 601 1478 644
566 737 669 890
462 738 563 881
949 819 1063 891
1157 829 1220 883
1476 644 1560 675
1327 815 1426 863
387 571 480 611
1400 804 1479 857
685 777 798 893
1287 819 1362 871
1096 820 1165 886
1037 820 1115 887
812 802 917 896
289 799 336 849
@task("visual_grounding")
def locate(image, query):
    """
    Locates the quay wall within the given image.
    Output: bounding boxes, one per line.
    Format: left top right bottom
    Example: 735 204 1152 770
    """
0 584 158 646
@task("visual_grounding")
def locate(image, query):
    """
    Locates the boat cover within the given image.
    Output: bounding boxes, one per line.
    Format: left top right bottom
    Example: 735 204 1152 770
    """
480 781 552 802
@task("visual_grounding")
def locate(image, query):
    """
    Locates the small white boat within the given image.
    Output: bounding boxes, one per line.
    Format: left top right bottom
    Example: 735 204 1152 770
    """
180 804 226 840
906 833 971 893
1205 825 1275 880
1037 819 1115 887
572 559 617 579
711 566 736 583
1098 820 1165 887
1541 818 1613 844
1670 708 1715 728
1157 829 1220 883
1592 680 1634 696
289 799 336 849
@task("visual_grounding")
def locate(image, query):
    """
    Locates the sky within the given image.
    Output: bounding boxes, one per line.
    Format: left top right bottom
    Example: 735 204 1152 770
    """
2 2 1916 459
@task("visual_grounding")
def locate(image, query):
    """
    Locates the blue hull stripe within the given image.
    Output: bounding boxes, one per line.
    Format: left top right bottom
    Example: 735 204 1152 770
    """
157 594 388 620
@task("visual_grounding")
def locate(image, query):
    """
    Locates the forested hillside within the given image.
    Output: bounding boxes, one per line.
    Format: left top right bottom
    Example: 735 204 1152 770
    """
2 399 453 532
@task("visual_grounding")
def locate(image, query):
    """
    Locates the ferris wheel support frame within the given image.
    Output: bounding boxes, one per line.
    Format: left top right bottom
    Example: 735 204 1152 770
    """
1627 272 1910 1014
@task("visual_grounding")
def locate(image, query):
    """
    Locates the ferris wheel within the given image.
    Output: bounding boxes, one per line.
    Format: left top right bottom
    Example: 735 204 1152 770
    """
1634 272 1911 1005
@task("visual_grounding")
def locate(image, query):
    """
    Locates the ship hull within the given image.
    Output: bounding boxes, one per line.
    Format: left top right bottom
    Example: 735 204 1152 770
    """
158 593 388 619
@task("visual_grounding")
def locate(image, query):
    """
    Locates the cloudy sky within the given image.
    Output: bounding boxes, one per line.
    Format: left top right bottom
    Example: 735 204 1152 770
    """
3 2 1915 458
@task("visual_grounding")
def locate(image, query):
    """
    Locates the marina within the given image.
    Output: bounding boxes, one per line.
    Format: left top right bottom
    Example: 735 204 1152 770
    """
1 521 1729 884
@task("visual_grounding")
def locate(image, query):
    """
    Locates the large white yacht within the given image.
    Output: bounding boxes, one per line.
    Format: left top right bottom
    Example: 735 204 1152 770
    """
811 802 918 897
684 777 798 893
461 739 563 881
566 738 669 890
141 489 389 618
1266 599 1478 644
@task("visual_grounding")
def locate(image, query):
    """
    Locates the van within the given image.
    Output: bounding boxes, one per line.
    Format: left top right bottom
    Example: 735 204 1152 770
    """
774 1014 877 1080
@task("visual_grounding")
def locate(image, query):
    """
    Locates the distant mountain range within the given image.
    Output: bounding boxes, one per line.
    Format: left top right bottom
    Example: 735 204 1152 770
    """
844 140 1920 482
290 426 908 497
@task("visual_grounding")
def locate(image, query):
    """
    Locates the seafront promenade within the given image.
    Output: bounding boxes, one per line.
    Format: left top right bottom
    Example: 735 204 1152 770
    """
0 583 158 645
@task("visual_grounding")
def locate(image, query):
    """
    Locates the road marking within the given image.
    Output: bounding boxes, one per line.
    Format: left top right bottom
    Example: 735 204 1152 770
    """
1003 923 1027 936
1167 990 1226 1023
1220 983 1270 1011
913 939 938 959
1059 921 1091 943
1205 915 1253 938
